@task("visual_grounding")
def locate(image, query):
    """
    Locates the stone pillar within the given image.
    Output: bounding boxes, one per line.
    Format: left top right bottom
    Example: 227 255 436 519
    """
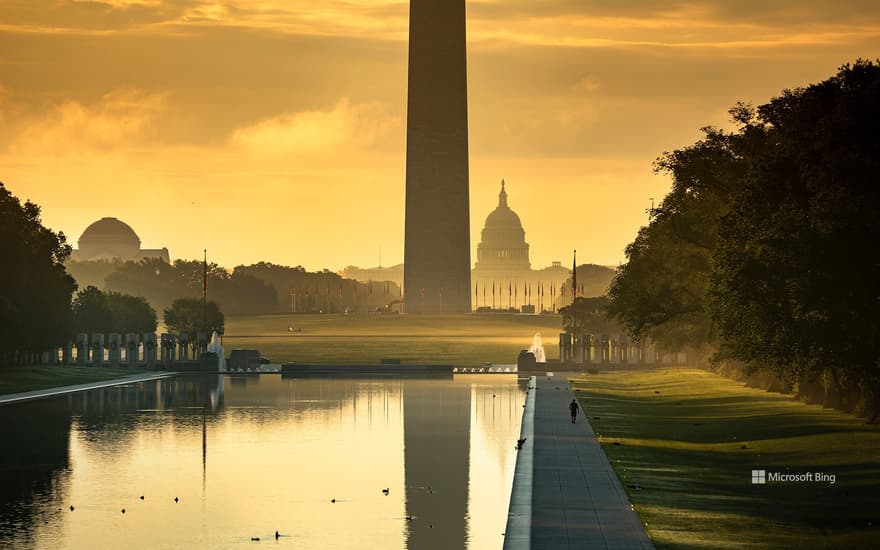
76 334 89 366
63 341 73 365
91 334 104 367
108 334 122 367
558 333 571 363
178 332 190 361
144 333 157 369
583 334 593 365
126 333 139 367
572 334 584 364
161 333 176 367
196 331 208 360
620 335 629 365
570 334 578 364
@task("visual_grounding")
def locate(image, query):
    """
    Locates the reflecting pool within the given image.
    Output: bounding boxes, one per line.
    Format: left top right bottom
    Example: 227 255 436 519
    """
0 374 526 549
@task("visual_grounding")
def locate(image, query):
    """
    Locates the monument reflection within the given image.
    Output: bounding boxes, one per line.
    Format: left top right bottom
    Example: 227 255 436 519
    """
0 374 525 549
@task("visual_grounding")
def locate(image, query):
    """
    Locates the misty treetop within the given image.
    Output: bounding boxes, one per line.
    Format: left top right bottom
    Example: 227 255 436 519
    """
607 60 880 418
0 182 76 361
163 298 225 345
71 286 158 337
66 259 402 316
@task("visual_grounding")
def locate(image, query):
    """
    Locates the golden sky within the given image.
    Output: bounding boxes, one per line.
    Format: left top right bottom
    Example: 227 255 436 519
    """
2 1 879 271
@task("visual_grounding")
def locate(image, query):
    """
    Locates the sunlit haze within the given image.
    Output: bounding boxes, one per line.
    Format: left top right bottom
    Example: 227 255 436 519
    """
2 1 878 270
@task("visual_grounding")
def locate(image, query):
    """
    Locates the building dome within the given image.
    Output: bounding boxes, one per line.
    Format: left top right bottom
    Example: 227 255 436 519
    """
475 180 530 271
77 217 142 261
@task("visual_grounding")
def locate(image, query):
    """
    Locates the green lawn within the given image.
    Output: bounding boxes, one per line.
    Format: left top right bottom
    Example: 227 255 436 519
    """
0 365 144 396
223 313 562 366
571 367 880 549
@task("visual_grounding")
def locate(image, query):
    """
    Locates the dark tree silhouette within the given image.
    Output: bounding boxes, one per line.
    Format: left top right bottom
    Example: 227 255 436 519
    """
163 298 225 351
71 286 157 336
0 183 76 364
607 60 880 417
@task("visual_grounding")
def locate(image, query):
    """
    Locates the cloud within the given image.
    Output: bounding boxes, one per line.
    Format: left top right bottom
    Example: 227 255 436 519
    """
8 88 167 154
230 98 399 156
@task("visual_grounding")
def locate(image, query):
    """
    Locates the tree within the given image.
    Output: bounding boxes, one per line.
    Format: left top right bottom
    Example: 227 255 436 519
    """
607 60 880 417
607 125 745 352
0 183 76 363
106 292 157 334
72 286 158 336
71 286 111 335
710 60 880 415
559 297 617 335
163 298 225 350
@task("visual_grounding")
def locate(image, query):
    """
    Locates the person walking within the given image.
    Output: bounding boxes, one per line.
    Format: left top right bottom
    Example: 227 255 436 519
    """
569 398 579 424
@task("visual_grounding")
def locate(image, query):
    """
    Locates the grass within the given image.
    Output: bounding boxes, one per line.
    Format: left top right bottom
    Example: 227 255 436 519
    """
0 365 145 396
223 313 563 366
570 366 880 549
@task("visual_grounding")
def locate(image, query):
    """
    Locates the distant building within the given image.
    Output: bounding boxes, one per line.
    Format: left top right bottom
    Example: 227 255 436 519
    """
471 181 573 310
344 182 610 311
69 217 169 263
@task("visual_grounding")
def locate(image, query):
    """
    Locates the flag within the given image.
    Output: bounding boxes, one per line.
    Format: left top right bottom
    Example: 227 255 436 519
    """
202 252 208 299
572 249 577 300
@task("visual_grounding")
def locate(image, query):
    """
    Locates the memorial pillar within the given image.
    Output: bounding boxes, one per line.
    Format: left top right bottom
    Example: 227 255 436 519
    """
76 334 88 365
178 333 190 361
109 334 122 367
144 333 157 368
126 333 139 367
91 333 104 367
63 341 73 365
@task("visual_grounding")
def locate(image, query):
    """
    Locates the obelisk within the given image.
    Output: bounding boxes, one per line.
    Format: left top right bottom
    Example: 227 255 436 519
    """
403 0 471 314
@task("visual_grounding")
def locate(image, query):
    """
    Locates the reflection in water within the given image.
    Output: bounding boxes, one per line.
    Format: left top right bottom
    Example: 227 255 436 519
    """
404 380 471 549
0 375 525 549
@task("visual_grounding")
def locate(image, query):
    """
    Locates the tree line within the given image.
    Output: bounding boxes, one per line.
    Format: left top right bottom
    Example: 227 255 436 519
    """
67 259 402 315
607 61 880 418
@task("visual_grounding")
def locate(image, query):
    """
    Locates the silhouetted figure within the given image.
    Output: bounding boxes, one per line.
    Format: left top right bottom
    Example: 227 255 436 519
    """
570 399 579 423
382 488 390 495
121 508 126 514
331 498 336 503
139 495 144 500
69 505 74 512
275 531 280 540
174 497 179 503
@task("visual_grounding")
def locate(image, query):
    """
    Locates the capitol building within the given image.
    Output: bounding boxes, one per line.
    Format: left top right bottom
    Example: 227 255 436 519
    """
471 181 569 311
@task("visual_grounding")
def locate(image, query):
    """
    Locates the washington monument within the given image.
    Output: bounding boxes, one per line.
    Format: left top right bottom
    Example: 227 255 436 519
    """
403 0 472 314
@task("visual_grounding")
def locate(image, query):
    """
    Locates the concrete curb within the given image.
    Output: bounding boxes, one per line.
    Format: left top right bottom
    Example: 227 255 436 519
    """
0 372 176 406
503 375 536 550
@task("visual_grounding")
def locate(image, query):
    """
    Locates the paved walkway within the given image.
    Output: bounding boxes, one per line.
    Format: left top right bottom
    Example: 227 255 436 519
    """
506 373 654 550
0 372 175 406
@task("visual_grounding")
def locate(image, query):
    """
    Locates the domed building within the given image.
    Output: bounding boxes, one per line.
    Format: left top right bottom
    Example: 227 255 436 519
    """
475 180 531 273
69 217 169 263
472 181 569 311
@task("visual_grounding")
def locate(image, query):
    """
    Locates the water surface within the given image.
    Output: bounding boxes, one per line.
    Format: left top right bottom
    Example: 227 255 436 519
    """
0 374 525 549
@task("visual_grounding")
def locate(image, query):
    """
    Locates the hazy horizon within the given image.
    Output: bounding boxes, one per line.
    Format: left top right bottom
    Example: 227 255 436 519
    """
2 1 879 271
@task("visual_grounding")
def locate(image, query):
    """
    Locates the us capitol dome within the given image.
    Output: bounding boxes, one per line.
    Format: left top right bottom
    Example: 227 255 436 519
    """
69 217 169 263
474 180 531 273
471 181 569 310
